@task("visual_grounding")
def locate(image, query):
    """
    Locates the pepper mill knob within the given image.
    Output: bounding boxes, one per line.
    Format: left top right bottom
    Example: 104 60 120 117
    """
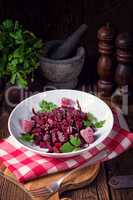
97 23 116 97
97 23 115 54
116 32 133 63
114 33 133 105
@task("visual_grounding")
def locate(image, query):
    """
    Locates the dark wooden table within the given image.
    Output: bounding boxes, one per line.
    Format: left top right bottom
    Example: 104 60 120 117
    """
0 92 133 200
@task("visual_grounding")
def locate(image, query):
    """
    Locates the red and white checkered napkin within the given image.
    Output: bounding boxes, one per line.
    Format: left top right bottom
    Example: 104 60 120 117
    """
0 110 133 183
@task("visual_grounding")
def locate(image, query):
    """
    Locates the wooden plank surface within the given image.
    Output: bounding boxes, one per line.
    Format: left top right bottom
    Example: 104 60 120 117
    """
96 164 110 200
107 149 133 200
0 174 31 200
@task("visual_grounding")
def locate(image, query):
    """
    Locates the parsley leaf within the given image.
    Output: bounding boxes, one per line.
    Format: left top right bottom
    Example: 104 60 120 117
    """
61 136 81 153
19 133 34 142
72 147 80 151
94 120 106 128
83 120 91 128
70 136 81 146
87 112 97 123
83 112 105 128
39 100 57 112
61 142 75 153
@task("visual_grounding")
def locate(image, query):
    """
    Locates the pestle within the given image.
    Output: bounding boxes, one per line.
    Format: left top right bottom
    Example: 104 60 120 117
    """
49 24 88 60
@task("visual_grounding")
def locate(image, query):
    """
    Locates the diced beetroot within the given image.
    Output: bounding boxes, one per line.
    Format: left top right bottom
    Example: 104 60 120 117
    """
55 142 62 150
51 132 57 143
76 120 82 129
53 146 60 153
40 141 53 152
32 127 42 134
46 141 53 152
20 99 97 153
34 137 41 145
48 118 53 126
61 98 75 108
20 120 34 133
80 127 94 144
57 131 65 142
43 133 49 141
44 123 50 131
40 141 47 148
67 126 72 134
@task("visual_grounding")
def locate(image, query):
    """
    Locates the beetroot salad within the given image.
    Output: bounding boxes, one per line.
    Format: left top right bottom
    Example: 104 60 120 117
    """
19 98 105 153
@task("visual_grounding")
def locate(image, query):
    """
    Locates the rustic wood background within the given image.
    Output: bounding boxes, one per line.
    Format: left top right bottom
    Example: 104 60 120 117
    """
0 0 133 84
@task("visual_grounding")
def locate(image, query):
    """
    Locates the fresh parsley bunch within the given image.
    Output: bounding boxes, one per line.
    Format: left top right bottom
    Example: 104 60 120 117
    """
0 19 43 87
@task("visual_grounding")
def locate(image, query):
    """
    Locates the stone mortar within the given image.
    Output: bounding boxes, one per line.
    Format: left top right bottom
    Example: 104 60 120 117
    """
40 40 85 89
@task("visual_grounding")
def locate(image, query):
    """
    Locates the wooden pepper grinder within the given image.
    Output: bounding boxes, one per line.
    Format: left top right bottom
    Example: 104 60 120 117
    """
114 33 133 104
97 23 116 97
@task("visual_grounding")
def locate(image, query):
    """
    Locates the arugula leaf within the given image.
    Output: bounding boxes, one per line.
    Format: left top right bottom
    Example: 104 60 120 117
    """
83 120 91 128
61 136 81 153
94 120 105 128
19 133 34 142
72 147 80 152
39 100 57 112
83 112 105 128
70 136 81 146
87 112 97 123
60 142 75 153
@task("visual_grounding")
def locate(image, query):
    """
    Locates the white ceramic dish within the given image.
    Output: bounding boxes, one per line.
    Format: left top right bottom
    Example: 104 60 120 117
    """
8 89 113 158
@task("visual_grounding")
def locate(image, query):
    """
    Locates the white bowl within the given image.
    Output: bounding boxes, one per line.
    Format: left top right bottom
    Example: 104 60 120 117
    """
8 89 113 158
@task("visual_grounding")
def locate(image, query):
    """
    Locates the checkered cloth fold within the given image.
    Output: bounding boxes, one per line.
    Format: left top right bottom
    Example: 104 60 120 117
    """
0 110 133 183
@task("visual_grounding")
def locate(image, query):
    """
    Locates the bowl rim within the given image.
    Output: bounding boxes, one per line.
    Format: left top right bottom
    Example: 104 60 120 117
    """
40 47 85 64
8 89 114 157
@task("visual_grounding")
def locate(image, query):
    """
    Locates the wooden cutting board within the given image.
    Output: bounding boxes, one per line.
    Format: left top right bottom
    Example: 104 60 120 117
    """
0 161 100 200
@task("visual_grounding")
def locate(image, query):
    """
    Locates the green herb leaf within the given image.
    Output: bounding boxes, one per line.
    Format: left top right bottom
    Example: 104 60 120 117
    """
83 120 91 128
83 112 105 128
39 100 57 112
83 112 98 128
72 147 80 152
9 30 24 42
94 120 105 128
61 136 81 153
61 142 75 153
33 40 43 49
10 73 17 84
16 73 28 88
2 19 14 30
87 112 97 123
70 136 81 146
19 133 34 142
